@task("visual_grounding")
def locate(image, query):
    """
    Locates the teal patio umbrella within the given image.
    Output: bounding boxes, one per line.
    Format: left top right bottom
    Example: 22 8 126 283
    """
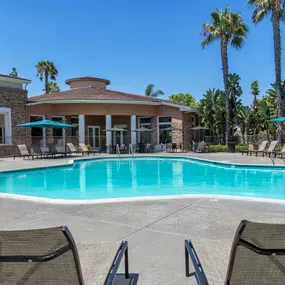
268 117 285 122
18 119 75 151
18 119 75 128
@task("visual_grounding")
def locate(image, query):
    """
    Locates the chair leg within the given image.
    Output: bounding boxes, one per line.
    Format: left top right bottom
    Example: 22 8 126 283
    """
124 245 129 278
185 245 190 277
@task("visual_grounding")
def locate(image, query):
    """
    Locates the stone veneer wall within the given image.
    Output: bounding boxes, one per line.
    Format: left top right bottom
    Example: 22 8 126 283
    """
183 113 195 150
151 116 157 145
0 87 27 156
171 118 184 147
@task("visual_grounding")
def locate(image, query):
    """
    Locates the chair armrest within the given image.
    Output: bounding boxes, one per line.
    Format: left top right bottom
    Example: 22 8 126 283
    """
105 241 129 284
185 240 209 285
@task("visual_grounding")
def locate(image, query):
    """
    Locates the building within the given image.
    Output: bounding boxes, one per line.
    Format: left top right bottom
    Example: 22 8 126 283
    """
0 75 198 156
0 74 31 156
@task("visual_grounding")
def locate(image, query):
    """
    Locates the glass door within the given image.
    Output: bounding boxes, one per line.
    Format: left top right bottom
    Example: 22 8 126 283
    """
87 126 100 149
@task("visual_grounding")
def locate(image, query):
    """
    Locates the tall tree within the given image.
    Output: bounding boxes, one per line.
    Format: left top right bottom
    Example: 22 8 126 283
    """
168 93 197 107
199 89 221 133
47 82 60 93
35 60 58 94
9 67 18 77
145 84 164 97
251 80 260 111
201 7 248 143
249 0 285 141
237 105 252 143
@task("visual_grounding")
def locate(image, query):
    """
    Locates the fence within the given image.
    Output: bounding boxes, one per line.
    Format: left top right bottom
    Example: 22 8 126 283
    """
203 133 285 146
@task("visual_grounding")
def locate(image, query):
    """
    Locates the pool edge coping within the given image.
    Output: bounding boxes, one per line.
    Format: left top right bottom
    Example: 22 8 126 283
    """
1 154 285 175
1 192 285 205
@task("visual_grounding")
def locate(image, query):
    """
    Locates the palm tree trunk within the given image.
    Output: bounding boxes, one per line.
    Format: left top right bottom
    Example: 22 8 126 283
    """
272 2 283 143
220 38 230 145
45 71 49 94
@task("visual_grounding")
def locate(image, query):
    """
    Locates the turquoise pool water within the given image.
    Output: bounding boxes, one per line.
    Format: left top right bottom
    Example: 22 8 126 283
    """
1 157 285 200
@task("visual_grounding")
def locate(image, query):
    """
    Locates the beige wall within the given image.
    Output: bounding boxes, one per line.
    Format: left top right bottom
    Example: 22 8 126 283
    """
69 81 107 89
27 103 185 118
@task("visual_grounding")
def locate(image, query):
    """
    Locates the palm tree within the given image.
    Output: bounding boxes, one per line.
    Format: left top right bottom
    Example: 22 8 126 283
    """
145 84 164 97
9 67 18 77
237 106 252 143
228 73 243 128
251 80 260 111
248 0 285 141
201 7 248 144
47 82 60 93
35 61 58 94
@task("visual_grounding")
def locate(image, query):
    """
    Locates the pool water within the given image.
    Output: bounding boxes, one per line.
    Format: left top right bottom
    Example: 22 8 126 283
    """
1 157 285 200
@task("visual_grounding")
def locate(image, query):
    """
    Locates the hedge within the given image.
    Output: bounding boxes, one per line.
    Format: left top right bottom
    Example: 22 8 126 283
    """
208 144 249 153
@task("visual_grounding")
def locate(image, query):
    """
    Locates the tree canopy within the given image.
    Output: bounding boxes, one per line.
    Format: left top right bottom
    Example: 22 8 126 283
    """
168 93 197 107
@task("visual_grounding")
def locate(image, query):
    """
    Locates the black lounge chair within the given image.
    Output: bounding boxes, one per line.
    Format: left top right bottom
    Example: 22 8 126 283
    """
185 220 285 284
47 143 70 157
14 144 42 160
31 144 55 159
0 226 130 285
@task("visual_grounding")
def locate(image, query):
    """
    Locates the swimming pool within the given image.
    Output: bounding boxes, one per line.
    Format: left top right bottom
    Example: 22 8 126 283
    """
1 157 285 201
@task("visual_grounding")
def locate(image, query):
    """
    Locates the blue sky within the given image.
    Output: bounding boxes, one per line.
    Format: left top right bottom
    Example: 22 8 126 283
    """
0 0 282 105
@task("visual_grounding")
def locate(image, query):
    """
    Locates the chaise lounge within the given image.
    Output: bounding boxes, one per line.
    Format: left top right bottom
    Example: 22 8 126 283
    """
79 143 101 155
0 226 131 285
263 140 278 157
14 144 42 160
67 143 85 156
272 145 285 159
242 141 268 157
185 220 285 284
47 143 70 158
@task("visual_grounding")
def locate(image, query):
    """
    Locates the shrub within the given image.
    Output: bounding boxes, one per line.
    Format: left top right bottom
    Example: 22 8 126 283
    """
208 145 228 152
275 146 283 152
208 144 249 152
235 145 249 152
86 144 92 150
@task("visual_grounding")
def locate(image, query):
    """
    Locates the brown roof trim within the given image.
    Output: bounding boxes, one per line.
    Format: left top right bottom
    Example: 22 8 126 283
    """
0 73 31 82
65 76 110 86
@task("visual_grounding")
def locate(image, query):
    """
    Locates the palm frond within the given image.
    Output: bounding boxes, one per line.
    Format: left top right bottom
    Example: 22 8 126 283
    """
145 84 155 97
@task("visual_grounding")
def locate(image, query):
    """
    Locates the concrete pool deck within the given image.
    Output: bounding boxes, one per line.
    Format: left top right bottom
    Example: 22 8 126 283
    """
1 152 285 284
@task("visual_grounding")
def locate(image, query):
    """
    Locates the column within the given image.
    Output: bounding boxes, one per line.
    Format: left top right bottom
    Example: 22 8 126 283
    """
151 116 158 146
106 115 112 145
4 110 12 144
131 115 136 145
79 115 85 144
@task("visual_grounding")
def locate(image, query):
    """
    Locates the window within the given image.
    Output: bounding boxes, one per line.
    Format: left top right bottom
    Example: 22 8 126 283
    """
70 117 79 137
138 117 152 143
159 117 171 123
0 107 12 145
30 115 44 146
158 116 172 144
0 114 5 144
52 116 65 146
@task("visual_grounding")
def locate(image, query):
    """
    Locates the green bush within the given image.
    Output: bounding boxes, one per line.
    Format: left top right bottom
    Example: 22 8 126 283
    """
235 145 249 152
208 144 249 152
208 145 228 152
275 146 283 152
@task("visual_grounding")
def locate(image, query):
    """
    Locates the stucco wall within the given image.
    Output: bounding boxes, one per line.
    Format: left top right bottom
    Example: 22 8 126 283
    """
69 81 107 89
27 103 185 118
